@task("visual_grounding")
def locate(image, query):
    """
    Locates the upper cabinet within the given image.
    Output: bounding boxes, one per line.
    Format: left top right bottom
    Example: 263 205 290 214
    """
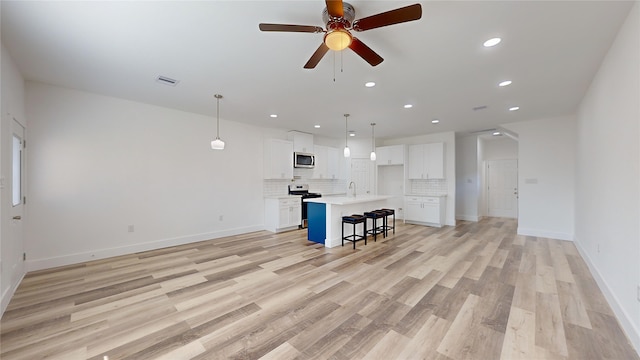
313 145 341 179
408 142 445 179
264 139 293 180
376 145 404 165
287 131 314 154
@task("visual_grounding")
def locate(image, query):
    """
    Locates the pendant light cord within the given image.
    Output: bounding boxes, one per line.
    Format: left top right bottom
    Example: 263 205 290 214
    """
371 123 375 150
215 94 222 139
345 114 348 145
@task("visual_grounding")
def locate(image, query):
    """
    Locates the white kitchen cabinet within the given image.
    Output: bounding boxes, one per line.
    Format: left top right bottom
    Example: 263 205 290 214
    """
312 145 328 179
408 142 444 179
264 139 293 180
404 195 445 227
265 197 301 233
326 146 341 179
313 145 341 179
376 145 404 165
287 131 314 153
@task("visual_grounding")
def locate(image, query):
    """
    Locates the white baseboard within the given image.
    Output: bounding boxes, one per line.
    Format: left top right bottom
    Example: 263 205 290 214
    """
573 240 640 355
456 215 480 222
517 227 574 241
26 225 265 272
1 271 25 317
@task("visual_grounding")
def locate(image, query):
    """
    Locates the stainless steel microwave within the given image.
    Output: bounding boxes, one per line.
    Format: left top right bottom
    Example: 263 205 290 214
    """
294 152 315 168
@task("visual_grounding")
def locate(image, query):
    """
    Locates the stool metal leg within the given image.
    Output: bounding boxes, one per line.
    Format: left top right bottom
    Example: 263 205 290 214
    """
352 222 356 249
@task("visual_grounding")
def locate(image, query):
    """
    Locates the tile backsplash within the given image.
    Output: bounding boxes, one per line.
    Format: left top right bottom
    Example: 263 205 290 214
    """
409 179 448 195
263 179 347 196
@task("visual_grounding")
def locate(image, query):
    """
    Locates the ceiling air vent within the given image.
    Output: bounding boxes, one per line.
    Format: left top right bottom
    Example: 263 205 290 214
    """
472 105 488 111
156 75 179 86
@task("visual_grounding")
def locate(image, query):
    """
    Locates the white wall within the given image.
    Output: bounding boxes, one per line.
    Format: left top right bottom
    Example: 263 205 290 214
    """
1 44 28 314
384 131 456 226
575 2 640 352
502 115 576 240
25 82 267 270
482 137 518 160
455 135 479 221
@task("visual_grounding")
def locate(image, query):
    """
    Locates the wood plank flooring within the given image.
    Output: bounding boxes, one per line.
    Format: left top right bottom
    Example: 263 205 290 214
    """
1 218 638 359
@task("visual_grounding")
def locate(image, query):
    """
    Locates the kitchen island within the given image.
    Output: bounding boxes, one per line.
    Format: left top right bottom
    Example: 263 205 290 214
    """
304 195 392 247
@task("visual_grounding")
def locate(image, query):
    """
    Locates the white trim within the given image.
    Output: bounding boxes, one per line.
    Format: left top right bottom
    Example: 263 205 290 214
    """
26 225 264 272
1 271 25 317
517 227 574 241
574 239 640 354
456 215 480 222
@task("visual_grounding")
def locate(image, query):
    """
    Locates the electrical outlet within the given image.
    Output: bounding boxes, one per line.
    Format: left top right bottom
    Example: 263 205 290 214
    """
128 225 134 233
219 215 223 221
23 253 26 261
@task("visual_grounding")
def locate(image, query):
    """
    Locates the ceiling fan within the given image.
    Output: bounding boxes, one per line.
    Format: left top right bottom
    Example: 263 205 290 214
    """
259 0 422 69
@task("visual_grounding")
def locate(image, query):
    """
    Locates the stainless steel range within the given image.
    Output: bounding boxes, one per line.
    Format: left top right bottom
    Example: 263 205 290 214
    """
288 184 321 229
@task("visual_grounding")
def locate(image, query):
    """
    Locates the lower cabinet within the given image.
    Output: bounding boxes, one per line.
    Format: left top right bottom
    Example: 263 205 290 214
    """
404 196 445 227
265 198 301 233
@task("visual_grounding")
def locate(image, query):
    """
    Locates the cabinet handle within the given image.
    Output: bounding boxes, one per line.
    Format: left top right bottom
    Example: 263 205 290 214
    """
12 215 21 220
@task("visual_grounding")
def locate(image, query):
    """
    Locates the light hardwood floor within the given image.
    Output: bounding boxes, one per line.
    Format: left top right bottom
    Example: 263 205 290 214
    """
1 218 638 359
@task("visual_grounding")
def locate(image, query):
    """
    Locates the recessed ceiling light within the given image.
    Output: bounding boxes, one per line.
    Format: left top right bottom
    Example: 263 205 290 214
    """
498 80 512 87
404 104 413 109
509 106 520 111
314 125 320 128
270 114 278 118
365 82 376 88
483 37 502 47
493 131 502 136
349 132 356 137
431 119 440 124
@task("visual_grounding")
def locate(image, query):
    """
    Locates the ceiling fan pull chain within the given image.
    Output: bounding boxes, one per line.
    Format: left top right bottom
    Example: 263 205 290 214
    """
333 51 336 82
341 50 344 73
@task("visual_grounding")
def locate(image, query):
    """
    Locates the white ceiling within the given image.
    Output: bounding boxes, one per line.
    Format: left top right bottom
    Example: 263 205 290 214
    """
1 1 633 140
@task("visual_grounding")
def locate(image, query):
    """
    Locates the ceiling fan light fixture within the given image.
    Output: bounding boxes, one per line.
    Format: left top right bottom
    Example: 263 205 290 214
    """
324 29 352 51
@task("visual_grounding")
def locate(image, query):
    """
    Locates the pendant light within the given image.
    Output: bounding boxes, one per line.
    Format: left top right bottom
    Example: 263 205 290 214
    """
370 123 377 161
210 94 225 150
343 114 350 157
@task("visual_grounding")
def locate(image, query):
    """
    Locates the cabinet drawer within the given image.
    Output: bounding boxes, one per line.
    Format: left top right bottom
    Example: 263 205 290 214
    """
424 197 440 204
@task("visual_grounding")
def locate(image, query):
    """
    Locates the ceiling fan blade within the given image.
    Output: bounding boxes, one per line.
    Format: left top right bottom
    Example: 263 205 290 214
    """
304 43 330 69
325 0 344 18
349 38 383 66
352 3 422 32
259 23 324 33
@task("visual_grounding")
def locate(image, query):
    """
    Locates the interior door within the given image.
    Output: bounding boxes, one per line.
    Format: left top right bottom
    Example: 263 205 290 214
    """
487 159 518 218
350 158 372 195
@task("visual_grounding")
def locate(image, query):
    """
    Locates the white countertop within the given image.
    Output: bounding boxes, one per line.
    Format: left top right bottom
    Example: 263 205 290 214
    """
304 195 392 205
264 195 302 199
405 194 447 197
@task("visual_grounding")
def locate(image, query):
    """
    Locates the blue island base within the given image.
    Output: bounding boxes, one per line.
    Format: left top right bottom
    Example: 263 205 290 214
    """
307 202 326 244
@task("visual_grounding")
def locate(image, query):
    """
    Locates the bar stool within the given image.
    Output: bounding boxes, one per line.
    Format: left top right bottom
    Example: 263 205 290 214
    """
342 214 367 249
364 210 386 242
379 208 395 236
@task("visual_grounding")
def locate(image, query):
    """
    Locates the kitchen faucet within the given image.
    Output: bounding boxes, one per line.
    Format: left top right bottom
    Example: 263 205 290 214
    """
348 181 356 197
